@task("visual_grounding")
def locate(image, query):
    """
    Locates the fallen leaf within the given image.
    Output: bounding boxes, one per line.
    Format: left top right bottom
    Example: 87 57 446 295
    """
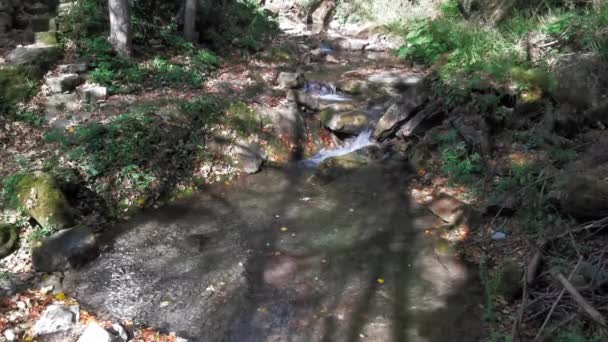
376 278 385 284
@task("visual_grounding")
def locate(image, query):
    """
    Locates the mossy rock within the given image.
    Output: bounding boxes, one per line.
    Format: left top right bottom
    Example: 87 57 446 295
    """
15 173 76 230
35 31 58 45
0 66 42 113
0 223 18 259
320 110 369 134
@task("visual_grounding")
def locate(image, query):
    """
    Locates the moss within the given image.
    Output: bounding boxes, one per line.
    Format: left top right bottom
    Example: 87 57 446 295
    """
0 67 41 114
16 173 76 230
319 108 335 126
35 31 58 45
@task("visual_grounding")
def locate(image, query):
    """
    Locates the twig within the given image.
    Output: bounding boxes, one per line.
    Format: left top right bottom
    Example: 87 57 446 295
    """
527 250 543 286
533 257 583 342
547 217 608 242
552 271 607 328
512 269 529 341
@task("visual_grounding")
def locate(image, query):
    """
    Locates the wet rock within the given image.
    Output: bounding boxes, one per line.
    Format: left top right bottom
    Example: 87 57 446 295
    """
286 89 319 111
14 172 76 230
554 175 608 220
31 226 98 272
277 72 305 89
7 44 61 66
46 73 82 93
320 109 368 134
78 85 108 103
337 79 370 95
77 321 113 342
33 304 79 336
57 63 88 74
232 141 264 174
427 193 470 225
0 223 18 258
373 89 430 141
312 146 382 184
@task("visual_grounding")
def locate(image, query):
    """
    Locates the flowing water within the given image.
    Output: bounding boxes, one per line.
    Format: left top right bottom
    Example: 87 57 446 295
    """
62 34 486 342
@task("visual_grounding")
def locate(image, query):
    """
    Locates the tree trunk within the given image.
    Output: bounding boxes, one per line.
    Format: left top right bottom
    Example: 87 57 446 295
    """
184 0 197 42
109 0 132 58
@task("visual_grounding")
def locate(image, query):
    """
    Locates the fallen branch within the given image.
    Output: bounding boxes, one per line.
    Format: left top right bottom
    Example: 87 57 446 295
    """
512 269 529 342
547 217 608 242
553 271 607 328
533 257 583 341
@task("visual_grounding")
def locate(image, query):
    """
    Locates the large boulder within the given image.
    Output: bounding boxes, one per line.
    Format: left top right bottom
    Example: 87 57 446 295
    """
232 140 264 174
554 53 608 112
277 72 305 89
320 109 369 134
31 225 98 272
7 44 61 66
373 87 428 140
14 172 77 230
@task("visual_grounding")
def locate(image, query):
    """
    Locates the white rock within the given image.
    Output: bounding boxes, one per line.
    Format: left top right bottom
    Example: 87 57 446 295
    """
77 321 113 342
46 73 82 93
4 329 17 341
78 85 108 103
33 304 79 336
491 232 507 241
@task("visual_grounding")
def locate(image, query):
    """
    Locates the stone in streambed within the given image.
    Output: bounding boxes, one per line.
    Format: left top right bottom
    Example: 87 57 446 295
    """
46 73 82 93
277 72 305 89
320 109 368 134
33 304 79 336
311 146 382 184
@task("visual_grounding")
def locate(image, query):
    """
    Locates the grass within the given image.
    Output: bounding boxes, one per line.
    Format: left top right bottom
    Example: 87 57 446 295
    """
434 130 483 187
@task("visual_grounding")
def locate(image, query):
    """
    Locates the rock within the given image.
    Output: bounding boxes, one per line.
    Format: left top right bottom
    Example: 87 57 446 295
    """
554 53 608 111
495 260 522 301
111 323 129 341
366 33 405 52
57 63 88 74
78 85 108 103
0 223 18 258
373 103 411 140
46 73 82 93
427 193 475 226
4 328 17 341
311 146 382 184
233 141 264 174
33 304 79 336
35 31 58 45
337 79 370 95
277 72 305 89
286 89 319 111
308 0 335 29
47 93 80 111
491 231 507 241
77 321 113 342
256 102 305 145
0 276 17 298
555 175 608 219
31 226 98 272
7 44 61 66
368 72 425 90
320 109 369 134
14 172 76 230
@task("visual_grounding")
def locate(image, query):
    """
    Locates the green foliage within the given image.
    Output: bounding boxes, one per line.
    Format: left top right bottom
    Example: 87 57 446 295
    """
14 110 46 127
57 0 105 40
435 130 483 186
44 109 161 177
29 227 53 241
557 331 602 342
1 172 28 208
0 67 40 116
180 96 222 127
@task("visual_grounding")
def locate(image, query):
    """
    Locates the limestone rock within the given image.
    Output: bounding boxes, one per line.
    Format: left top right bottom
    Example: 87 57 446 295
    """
0 223 18 258
47 93 80 111
368 72 425 90
33 304 79 336
15 172 76 230
277 72 305 89
77 322 113 342
331 37 368 51
46 73 82 93
31 226 98 272
7 44 61 66
78 85 108 103
320 109 368 134
57 63 88 74
233 141 264 174
311 146 382 184
286 89 319 111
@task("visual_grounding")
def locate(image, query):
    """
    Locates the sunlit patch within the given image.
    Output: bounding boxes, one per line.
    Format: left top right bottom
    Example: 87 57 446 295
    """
509 151 532 167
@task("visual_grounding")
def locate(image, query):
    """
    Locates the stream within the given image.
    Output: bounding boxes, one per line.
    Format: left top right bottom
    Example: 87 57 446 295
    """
62 31 486 342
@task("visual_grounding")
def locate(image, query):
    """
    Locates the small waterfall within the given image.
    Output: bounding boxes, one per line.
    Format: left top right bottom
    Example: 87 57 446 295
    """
303 81 352 102
304 128 375 166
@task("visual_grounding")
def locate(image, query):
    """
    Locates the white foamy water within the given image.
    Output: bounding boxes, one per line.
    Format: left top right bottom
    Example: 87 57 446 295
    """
317 94 352 102
305 128 375 166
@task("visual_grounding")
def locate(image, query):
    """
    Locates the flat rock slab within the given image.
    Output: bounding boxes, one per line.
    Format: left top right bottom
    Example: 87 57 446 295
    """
65 163 485 342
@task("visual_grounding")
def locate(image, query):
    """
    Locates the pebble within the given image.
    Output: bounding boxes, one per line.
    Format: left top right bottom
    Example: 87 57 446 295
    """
491 232 507 241
160 301 170 308
4 329 16 341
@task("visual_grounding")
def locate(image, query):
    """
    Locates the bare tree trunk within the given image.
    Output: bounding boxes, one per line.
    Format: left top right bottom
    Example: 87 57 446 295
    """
109 0 132 58
184 0 198 42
